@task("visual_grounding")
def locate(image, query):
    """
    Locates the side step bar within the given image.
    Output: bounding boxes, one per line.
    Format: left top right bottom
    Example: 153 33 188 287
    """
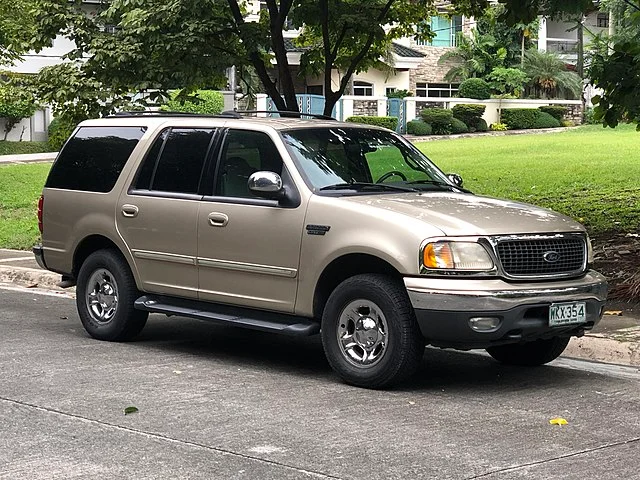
134 295 320 336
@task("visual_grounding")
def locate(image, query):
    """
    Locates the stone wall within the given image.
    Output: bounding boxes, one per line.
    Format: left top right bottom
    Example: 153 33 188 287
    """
407 45 457 92
565 104 584 124
352 100 378 116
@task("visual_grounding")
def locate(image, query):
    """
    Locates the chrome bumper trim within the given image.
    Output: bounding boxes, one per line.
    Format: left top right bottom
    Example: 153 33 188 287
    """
404 270 608 312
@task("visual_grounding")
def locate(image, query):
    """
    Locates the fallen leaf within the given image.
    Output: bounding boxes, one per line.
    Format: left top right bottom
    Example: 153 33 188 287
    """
604 310 623 316
60 316 68 320
124 406 139 415
27 284 38 288
408 401 415 405
549 417 568 425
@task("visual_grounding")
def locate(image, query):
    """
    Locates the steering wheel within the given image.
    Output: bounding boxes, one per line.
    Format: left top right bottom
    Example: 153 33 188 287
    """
376 170 408 183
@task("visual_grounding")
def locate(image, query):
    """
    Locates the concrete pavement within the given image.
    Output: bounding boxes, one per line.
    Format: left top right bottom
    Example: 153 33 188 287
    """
1 286 639 479
0 152 56 164
1 247 638 368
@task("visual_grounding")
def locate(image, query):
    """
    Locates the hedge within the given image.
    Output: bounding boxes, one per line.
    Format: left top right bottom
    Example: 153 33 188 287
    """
0 141 50 155
161 89 224 114
451 118 469 134
458 78 491 100
533 111 562 129
476 118 488 132
48 115 79 151
345 116 398 130
420 108 453 134
452 104 486 131
538 105 567 121
406 119 432 136
502 108 563 130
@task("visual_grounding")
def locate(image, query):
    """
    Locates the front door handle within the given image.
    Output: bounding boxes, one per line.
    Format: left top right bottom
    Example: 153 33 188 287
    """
208 212 229 227
121 204 139 218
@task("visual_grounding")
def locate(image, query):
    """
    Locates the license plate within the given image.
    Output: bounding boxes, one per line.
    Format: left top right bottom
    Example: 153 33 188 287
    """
549 302 587 327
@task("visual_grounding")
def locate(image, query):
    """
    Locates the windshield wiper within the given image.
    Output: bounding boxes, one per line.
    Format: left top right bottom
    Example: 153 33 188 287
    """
319 182 417 192
406 179 471 193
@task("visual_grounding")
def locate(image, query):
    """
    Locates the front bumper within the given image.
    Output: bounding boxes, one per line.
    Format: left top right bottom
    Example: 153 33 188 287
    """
404 270 608 349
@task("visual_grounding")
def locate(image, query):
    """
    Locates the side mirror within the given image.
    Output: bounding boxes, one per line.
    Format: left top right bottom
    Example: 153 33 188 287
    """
248 171 285 199
447 173 463 187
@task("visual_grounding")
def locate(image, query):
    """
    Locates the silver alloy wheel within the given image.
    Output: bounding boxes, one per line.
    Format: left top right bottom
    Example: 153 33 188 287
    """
337 299 389 368
85 268 119 324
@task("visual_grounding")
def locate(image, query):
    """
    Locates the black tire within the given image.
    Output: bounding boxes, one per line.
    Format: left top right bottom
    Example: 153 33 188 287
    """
76 249 148 341
321 274 425 389
486 337 571 366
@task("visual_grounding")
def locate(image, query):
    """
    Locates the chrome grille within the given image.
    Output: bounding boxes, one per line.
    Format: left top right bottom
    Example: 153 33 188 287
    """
495 236 586 278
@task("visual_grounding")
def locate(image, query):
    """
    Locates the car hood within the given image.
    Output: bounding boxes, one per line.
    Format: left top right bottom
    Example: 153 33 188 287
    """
341 192 585 237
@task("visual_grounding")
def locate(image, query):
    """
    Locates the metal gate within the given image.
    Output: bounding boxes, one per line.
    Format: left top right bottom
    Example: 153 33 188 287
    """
267 94 336 118
386 98 406 133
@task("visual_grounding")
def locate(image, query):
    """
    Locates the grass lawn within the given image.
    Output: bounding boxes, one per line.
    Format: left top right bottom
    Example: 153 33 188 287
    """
415 124 640 235
0 163 51 250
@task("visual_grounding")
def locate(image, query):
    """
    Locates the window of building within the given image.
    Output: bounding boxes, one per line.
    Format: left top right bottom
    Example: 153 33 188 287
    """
415 83 459 98
386 87 397 96
46 126 146 193
306 85 324 95
353 81 374 96
597 13 609 28
416 15 463 47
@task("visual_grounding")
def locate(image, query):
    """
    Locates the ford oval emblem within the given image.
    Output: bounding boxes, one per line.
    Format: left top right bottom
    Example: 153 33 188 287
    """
543 251 561 263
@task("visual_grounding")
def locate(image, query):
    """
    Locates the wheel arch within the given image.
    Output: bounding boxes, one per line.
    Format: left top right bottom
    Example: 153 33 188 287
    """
312 253 403 320
72 235 139 287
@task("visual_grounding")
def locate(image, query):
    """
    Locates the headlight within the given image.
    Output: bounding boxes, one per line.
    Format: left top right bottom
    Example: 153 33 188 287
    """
587 235 594 264
422 241 494 271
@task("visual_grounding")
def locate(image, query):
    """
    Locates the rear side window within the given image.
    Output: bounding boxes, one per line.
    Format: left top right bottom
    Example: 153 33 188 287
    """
46 126 146 192
133 128 215 194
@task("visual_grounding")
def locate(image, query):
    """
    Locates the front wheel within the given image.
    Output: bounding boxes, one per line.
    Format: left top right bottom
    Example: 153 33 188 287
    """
76 249 148 341
321 274 425 389
486 337 571 366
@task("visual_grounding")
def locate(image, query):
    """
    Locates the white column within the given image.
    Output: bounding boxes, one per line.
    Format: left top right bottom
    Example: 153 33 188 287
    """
405 99 417 123
256 94 268 116
538 16 547 52
377 98 387 117
341 97 354 120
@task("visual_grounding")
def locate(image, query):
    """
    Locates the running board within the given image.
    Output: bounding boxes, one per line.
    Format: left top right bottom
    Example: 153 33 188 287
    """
134 295 320 336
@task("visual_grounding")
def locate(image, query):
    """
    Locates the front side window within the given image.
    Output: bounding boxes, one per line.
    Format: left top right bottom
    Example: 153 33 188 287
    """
134 128 214 194
281 127 452 193
46 126 146 193
215 130 284 198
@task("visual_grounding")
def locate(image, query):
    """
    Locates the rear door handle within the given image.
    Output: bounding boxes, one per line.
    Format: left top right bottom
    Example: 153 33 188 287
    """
121 204 139 218
208 212 229 227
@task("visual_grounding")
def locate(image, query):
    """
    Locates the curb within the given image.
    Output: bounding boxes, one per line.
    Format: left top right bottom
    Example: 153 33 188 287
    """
405 126 575 143
1 263 638 367
0 152 57 164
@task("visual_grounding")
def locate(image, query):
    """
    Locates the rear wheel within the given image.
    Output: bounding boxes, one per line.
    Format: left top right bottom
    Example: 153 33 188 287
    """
76 249 147 341
486 337 571 366
321 274 424 389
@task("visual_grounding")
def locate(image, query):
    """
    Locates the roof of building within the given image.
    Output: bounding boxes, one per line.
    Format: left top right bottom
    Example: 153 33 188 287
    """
283 38 425 59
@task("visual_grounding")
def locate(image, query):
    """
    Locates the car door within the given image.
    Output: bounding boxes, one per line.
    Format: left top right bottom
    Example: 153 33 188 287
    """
117 127 217 299
196 128 306 313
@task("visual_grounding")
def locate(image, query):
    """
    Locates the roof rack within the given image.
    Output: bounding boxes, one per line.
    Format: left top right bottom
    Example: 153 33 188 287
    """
222 110 337 121
108 111 242 119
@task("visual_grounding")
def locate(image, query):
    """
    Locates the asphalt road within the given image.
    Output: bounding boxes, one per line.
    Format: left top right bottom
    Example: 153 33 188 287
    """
1 284 639 480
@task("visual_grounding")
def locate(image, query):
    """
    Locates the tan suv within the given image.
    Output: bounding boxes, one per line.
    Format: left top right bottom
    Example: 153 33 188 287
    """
34 112 608 388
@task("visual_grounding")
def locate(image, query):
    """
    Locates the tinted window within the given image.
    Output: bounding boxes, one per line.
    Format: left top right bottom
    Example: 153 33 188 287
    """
151 128 214 194
46 126 146 192
216 130 283 198
133 129 168 190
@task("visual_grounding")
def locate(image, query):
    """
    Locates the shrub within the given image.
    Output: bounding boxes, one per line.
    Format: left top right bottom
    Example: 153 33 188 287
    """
406 120 432 136
345 116 398 130
387 89 412 99
458 78 491 100
538 105 567 121
451 118 469 134
452 104 486 131
0 85 38 141
420 108 453 134
533 111 562 129
561 119 575 127
476 118 488 132
161 89 224 114
0 141 50 155
501 108 541 129
490 122 508 131
47 115 78 151
584 108 601 125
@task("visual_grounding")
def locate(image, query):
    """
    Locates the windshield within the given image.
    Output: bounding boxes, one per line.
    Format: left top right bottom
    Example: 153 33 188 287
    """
281 127 455 193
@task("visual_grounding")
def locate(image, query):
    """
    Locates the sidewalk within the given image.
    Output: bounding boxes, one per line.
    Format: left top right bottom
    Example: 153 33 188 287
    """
0 152 57 164
1 247 638 367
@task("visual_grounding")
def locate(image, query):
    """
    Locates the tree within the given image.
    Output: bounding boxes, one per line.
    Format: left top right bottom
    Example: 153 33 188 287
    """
439 31 505 82
589 0 640 127
0 81 38 140
522 50 582 99
486 67 528 97
0 0 37 65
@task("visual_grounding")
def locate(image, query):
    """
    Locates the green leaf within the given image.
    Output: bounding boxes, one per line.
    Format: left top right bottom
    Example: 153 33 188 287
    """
124 406 139 415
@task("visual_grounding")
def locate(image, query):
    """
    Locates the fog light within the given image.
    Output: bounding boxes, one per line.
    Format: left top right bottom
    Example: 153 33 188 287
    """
469 317 501 332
